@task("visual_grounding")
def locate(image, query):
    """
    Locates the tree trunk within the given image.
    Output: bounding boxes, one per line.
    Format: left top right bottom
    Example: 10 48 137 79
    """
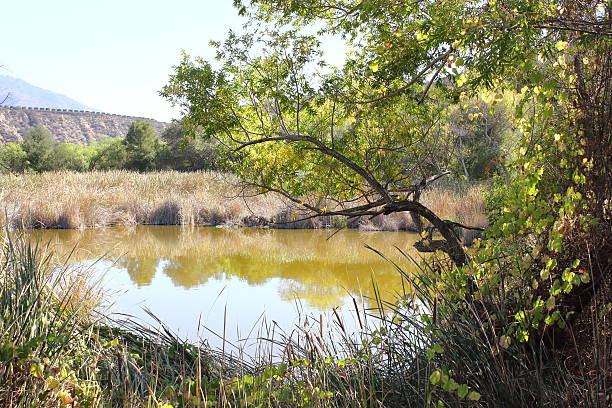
409 189 424 234
457 131 471 182
385 200 468 267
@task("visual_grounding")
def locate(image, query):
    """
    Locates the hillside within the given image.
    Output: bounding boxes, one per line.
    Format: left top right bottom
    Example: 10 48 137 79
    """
0 75 94 110
0 106 167 144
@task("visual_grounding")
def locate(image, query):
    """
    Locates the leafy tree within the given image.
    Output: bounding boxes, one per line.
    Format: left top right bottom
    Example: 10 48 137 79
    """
0 143 28 173
50 143 91 171
124 121 159 171
21 126 56 172
163 4 610 394
157 122 220 171
89 137 128 170
449 95 513 181
162 35 473 265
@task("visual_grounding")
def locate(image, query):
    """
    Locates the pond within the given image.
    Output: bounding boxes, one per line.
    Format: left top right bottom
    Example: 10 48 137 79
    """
32 226 423 352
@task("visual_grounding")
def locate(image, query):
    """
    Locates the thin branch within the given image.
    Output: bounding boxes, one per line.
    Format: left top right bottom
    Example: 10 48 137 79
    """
349 50 452 105
232 132 393 203
444 220 486 232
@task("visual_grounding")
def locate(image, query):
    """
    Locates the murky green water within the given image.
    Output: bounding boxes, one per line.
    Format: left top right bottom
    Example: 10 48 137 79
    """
32 226 422 348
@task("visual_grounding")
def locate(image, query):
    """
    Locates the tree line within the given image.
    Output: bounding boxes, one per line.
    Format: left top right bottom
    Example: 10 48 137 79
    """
1 100 512 180
0 120 221 173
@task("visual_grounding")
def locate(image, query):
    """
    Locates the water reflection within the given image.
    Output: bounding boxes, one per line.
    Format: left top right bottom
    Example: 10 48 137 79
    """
33 226 421 310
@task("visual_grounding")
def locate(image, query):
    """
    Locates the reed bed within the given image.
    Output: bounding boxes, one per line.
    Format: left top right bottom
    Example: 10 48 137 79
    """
0 170 488 238
0 170 280 229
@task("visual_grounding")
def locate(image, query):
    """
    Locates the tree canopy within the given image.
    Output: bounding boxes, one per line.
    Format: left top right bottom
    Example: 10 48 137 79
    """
124 120 159 171
163 1 609 266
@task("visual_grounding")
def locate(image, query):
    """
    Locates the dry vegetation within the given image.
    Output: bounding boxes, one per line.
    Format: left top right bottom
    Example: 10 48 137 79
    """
0 170 488 237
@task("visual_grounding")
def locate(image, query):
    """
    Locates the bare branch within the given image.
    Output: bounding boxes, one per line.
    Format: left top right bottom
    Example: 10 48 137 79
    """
444 220 485 232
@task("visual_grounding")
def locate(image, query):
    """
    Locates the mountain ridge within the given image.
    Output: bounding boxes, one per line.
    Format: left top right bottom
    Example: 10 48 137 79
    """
0 75 95 111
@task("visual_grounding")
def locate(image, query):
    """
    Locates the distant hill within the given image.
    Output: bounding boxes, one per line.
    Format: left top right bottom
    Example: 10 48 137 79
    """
0 75 94 110
0 106 167 144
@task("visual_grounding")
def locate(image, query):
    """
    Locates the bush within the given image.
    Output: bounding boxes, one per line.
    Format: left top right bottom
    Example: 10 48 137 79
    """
89 137 128 170
0 143 28 173
21 126 55 172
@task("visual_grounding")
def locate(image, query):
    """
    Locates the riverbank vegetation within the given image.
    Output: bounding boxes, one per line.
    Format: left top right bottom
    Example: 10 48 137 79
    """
0 170 487 238
159 0 609 405
2 223 608 407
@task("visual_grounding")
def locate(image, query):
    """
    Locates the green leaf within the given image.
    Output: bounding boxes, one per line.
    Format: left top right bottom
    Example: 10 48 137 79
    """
467 391 481 401
429 370 442 385
457 383 469 398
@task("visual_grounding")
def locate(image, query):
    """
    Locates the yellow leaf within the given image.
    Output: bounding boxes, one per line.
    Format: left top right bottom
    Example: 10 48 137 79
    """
456 74 467 86
555 41 568 51
415 30 429 41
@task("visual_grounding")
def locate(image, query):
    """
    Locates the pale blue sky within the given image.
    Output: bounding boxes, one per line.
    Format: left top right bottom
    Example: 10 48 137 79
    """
1 1 249 121
3 1 346 122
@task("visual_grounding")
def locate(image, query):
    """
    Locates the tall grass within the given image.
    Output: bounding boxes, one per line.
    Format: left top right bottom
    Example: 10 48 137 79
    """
209 250 607 407
0 171 488 237
0 232 248 407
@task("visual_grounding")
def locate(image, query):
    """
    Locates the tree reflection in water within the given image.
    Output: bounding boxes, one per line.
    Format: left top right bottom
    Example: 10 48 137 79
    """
33 226 424 310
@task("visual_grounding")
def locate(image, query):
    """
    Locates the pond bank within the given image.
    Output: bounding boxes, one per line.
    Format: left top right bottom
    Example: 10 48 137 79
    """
2 227 594 407
0 170 488 242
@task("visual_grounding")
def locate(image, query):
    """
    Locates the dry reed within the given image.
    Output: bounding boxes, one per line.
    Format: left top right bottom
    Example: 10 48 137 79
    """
0 171 488 237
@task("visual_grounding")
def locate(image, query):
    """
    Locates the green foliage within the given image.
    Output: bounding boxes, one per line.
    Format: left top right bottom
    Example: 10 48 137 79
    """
161 0 609 405
89 136 129 170
124 120 160 171
22 126 55 172
161 33 461 210
449 95 513 181
2 0 609 406
157 123 221 171
50 143 91 171
0 142 28 173
0 121 220 174
0 234 104 407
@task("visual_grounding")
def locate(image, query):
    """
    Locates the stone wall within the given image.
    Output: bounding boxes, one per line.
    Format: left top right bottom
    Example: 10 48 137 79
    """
0 106 168 144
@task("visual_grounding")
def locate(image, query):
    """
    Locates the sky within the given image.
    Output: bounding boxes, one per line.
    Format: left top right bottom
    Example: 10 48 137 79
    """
1 1 269 122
